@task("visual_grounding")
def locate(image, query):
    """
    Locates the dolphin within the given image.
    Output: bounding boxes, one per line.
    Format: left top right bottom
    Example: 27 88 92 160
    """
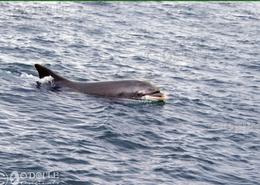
34 64 166 101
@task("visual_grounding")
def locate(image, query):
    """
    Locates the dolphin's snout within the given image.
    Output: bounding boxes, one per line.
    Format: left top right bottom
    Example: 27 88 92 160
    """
142 90 167 101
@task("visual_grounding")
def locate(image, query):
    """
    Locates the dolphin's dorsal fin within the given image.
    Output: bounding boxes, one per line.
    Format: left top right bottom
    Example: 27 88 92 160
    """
34 64 66 81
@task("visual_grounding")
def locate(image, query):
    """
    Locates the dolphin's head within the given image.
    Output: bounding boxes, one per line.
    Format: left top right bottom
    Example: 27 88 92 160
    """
131 81 166 101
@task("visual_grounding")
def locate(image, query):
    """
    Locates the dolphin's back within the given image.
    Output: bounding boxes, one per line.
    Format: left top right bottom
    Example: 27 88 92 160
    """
72 80 147 98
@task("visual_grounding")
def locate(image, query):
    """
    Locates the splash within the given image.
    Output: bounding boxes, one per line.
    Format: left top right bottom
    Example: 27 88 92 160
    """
20 72 38 80
37 75 54 84
36 75 55 89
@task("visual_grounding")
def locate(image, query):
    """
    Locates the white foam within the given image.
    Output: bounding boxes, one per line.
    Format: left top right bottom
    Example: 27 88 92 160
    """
20 72 37 79
38 76 54 84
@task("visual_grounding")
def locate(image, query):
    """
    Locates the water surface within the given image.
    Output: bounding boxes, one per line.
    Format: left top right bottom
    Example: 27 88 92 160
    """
0 2 259 185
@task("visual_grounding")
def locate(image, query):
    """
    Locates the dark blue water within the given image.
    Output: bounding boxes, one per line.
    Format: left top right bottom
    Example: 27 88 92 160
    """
0 2 259 185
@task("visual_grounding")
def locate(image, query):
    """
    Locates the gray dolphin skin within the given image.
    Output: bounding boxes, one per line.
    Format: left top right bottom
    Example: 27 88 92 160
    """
34 64 166 101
